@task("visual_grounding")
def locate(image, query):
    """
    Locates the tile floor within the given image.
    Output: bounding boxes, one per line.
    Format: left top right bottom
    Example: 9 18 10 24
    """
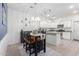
6 39 79 56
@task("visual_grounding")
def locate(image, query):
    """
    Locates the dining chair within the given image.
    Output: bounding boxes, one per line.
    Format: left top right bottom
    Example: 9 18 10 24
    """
24 34 36 56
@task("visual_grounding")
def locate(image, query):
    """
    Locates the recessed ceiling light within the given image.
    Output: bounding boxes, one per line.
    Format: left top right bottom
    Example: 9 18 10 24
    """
69 5 74 9
46 14 50 17
73 10 78 14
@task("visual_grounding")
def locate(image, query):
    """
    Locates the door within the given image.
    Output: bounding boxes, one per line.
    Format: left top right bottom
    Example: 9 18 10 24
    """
73 21 79 40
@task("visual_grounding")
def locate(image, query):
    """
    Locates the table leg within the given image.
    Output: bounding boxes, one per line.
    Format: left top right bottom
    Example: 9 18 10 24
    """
44 39 46 52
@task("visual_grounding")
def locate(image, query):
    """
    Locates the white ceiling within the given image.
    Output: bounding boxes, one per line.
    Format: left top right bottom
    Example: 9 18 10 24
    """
7 3 79 19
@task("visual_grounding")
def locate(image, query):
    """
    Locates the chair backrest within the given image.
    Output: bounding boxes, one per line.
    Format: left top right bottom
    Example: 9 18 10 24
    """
24 31 31 37
24 32 30 39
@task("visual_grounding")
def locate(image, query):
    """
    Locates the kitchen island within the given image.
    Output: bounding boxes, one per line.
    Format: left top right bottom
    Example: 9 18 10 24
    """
46 29 72 46
46 31 62 46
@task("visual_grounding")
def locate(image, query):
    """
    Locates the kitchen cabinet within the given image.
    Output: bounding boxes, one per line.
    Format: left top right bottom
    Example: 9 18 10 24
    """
63 32 71 40
46 31 62 46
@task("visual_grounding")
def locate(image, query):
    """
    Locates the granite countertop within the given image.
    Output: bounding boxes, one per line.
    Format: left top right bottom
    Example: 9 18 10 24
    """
46 29 72 34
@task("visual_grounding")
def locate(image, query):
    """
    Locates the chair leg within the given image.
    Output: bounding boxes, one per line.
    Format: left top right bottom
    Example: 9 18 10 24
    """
29 44 31 56
34 43 37 56
25 43 28 52
23 43 26 48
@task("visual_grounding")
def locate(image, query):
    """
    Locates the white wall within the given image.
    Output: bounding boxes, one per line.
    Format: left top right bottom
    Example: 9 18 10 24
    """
0 34 9 55
7 8 26 45
0 7 26 55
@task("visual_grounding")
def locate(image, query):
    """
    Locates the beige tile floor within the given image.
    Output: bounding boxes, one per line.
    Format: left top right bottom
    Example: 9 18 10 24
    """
47 39 79 56
6 39 79 56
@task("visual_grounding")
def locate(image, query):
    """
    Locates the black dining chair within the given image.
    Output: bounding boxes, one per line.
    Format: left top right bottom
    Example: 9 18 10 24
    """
24 34 36 56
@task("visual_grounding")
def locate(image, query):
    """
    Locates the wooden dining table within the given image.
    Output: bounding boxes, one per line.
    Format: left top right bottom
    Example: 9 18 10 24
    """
30 33 46 56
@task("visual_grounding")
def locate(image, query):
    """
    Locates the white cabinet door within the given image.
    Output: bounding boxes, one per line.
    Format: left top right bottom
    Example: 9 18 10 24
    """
46 34 57 45
63 32 71 40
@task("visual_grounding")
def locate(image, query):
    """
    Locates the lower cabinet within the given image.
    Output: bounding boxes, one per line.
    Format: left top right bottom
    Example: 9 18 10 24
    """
63 32 71 40
46 34 57 45
46 33 62 46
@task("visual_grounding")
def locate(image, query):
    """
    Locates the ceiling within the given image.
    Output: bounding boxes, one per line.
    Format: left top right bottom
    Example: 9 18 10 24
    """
7 3 79 19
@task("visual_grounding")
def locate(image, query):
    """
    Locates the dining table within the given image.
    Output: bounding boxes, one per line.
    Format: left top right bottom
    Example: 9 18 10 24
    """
30 33 46 56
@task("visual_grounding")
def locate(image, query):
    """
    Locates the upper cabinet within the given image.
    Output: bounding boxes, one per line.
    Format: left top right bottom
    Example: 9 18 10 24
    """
40 21 58 28
60 21 72 29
